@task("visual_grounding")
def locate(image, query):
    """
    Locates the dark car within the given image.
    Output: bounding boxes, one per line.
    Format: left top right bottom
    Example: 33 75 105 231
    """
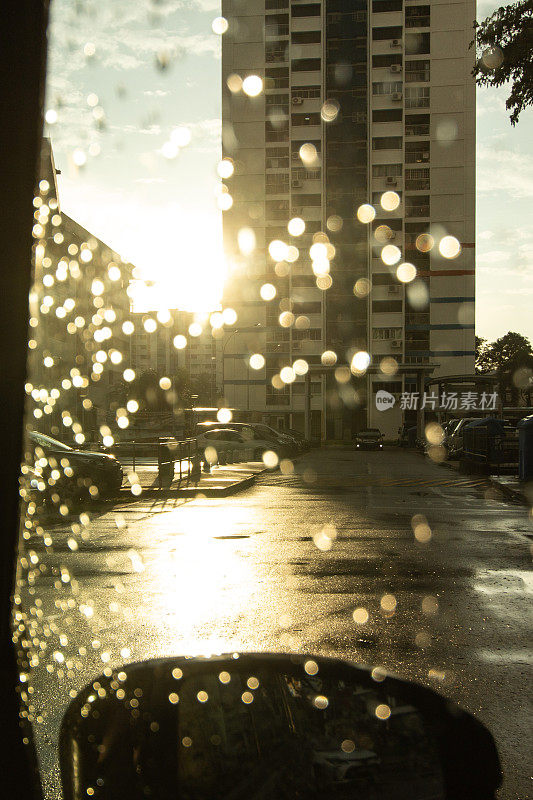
287 428 312 451
29 431 124 501
353 429 384 450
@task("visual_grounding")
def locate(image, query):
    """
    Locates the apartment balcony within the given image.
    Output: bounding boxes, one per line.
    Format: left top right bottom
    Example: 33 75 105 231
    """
265 0 289 11
405 178 430 191
405 124 429 137
405 204 430 218
265 24 289 38
405 16 430 28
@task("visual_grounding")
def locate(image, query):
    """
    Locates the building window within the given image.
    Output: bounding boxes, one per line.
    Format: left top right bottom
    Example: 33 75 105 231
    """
292 193 321 206
291 86 321 99
372 26 403 40
372 54 402 68
293 327 322 339
266 175 289 193
405 31 430 54
372 81 403 95
373 327 403 340
266 122 289 142
293 302 322 314
266 44 288 63
405 167 430 189
266 199 289 219
372 381 403 394
266 156 289 169
291 3 321 17
372 300 403 313
405 59 430 82
405 195 430 217
291 30 321 44
266 94 289 106
372 0 403 11
291 58 322 72
405 5 430 28
291 112 321 126
291 276 317 288
292 167 321 180
405 141 430 163
266 0 289 8
405 113 429 136
405 86 430 108
372 136 403 150
372 163 402 177
373 108 403 122
265 15 289 37
265 67 289 89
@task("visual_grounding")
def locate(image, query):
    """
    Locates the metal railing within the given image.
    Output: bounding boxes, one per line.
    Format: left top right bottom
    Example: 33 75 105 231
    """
93 438 200 490
462 426 519 474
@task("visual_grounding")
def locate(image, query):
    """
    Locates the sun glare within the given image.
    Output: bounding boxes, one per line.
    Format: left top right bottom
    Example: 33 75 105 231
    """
126 213 226 313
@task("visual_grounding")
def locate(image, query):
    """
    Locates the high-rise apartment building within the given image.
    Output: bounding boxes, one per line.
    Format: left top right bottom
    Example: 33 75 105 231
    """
221 0 475 439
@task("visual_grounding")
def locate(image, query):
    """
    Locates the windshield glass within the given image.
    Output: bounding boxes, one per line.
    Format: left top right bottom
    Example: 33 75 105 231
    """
30 432 73 451
13 1 533 799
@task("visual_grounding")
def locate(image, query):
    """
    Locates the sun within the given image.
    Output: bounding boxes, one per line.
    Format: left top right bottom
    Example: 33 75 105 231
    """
127 211 226 313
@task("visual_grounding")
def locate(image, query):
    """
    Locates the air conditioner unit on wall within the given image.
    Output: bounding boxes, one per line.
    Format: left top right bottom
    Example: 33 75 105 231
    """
291 179 302 189
292 97 304 105
388 285 401 294
391 38 403 47
292 341 302 350
390 64 402 73
391 340 402 349
292 207 303 215
392 92 403 101
385 176 397 185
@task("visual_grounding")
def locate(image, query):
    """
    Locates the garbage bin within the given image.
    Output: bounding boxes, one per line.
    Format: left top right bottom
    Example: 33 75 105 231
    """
517 414 533 481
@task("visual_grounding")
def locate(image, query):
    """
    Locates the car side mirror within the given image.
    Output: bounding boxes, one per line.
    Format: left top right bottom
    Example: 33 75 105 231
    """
59 653 501 800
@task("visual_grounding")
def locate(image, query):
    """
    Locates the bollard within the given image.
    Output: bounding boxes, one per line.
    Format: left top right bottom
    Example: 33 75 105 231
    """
517 415 533 481
191 452 202 481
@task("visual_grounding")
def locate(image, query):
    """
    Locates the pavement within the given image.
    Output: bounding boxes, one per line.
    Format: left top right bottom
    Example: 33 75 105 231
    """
117 457 267 497
427 449 533 505
17 446 533 800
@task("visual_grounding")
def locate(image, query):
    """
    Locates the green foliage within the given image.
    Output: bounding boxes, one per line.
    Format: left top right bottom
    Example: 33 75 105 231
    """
476 332 533 404
473 1 533 125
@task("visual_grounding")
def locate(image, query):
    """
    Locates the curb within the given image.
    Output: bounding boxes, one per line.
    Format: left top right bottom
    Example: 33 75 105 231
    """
117 472 258 500
487 478 530 505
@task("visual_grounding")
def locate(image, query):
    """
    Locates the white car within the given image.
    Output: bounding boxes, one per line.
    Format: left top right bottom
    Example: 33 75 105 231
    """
196 427 287 463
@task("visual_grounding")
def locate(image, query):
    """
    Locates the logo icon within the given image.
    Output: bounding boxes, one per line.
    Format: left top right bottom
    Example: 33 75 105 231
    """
375 390 396 411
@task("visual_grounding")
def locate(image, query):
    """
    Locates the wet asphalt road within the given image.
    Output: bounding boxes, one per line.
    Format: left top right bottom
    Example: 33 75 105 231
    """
21 447 532 799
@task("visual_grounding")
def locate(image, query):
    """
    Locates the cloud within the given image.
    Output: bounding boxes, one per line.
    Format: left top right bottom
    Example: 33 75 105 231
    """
134 177 167 184
477 145 533 199
143 89 170 97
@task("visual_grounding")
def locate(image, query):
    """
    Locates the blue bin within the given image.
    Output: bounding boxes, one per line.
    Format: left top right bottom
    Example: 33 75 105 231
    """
517 414 533 481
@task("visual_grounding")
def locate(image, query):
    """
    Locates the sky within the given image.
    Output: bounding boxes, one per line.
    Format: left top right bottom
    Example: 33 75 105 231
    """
45 0 533 340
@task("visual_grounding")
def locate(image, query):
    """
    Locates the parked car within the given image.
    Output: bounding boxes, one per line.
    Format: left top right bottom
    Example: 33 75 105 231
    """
195 421 298 454
445 418 482 458
353 429 384 450
287 428 312 451
29 431 124 500
195 427 290 463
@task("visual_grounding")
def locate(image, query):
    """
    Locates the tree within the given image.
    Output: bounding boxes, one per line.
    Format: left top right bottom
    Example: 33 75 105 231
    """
475 335 491 374
170 368 193 408
473 1 533 125
476 332 533 405
133 369 167 411
190 373 215 406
